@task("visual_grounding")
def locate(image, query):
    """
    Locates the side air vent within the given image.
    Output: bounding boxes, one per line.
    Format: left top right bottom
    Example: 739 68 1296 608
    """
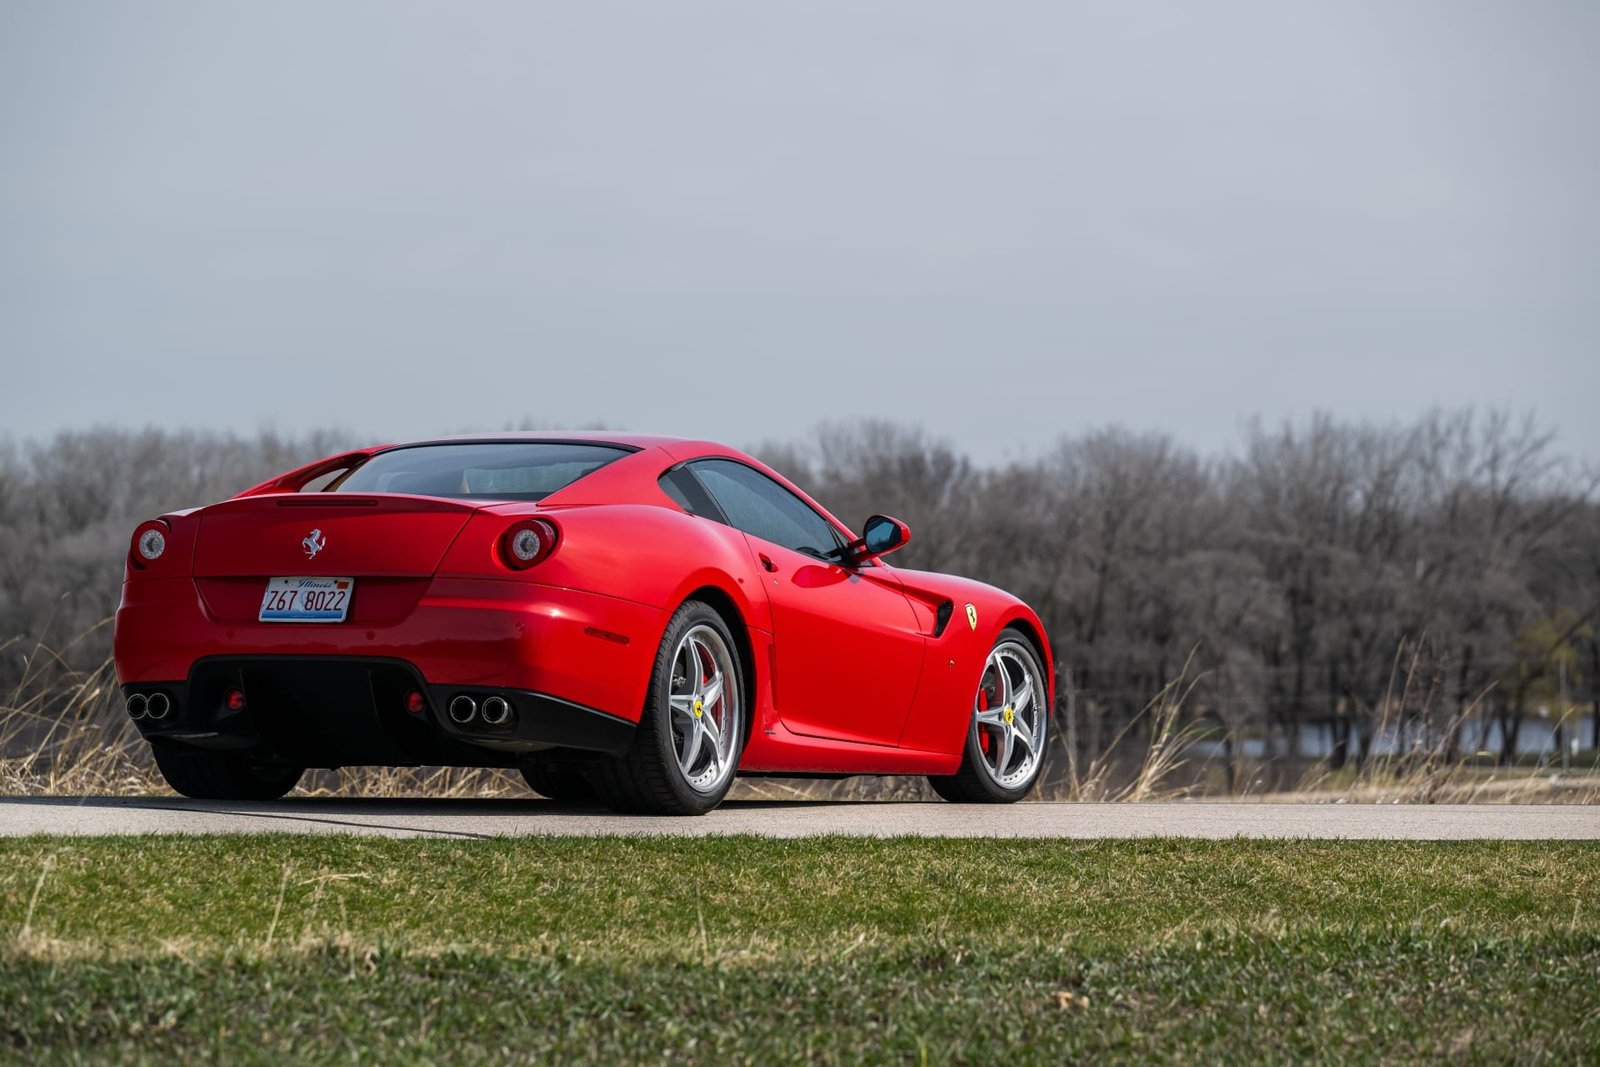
932 600 955 638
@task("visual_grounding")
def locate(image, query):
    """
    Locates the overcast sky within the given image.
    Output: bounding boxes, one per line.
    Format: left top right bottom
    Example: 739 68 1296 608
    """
2 1 1596 464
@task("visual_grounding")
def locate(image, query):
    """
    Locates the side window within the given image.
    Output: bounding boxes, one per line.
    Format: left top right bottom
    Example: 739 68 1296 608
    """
659 472 694 511
658 467 725 521
689 459 843 558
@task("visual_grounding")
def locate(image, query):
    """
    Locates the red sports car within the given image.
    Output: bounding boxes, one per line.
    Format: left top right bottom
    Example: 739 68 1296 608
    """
114 434 1053 814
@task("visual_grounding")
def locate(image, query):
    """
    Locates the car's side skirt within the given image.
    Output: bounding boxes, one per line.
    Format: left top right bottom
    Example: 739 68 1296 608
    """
738 719 963 776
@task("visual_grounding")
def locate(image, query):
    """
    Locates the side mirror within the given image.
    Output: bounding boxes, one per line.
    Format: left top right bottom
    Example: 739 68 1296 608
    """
851 514 911 564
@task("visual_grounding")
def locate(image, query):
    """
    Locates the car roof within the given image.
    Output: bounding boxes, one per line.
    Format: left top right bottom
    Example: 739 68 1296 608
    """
349 432 852 533
389 431 696 451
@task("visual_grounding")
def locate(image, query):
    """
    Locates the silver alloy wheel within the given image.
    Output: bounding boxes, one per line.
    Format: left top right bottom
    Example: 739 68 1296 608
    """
974 640 1046 789
666 624 741 794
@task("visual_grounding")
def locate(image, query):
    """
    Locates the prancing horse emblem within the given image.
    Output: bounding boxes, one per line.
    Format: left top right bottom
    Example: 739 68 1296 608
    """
965 603 978 630
302 529 326 559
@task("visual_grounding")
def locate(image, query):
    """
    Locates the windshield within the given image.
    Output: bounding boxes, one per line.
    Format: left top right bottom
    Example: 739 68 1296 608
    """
333 442 629 502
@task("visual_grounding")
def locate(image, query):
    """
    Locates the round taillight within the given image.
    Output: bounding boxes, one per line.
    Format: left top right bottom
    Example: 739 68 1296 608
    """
509 528 542 561
134 522 168 563
499 519 557 570
225 688 247 712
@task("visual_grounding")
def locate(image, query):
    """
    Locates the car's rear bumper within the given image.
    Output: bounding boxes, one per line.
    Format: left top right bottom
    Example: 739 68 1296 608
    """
114 576 664 726
122 655 637 769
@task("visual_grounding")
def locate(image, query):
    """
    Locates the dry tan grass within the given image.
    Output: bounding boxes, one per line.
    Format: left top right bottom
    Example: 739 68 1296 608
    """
1052 652 1209 802
3 632 1595 803
1283 640 1600 805
0 635 164 797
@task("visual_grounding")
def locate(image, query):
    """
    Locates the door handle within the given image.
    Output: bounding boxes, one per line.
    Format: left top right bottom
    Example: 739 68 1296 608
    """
759 553 778 573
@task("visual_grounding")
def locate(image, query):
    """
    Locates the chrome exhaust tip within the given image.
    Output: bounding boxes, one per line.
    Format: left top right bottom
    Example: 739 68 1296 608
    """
448 695 478 725
480 696 514 726
126 693 148 720
144 692 171 720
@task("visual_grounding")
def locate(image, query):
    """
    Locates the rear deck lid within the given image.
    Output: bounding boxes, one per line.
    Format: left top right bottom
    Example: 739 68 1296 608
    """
191 494 481 578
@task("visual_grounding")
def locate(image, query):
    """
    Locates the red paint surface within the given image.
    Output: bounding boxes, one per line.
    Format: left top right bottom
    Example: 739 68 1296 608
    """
115 434 1053 775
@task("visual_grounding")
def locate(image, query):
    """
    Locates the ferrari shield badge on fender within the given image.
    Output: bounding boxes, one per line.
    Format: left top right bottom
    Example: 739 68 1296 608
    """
965 603 978 630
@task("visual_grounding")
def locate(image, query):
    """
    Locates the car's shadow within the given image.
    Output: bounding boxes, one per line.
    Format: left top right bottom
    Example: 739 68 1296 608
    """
4 794 924 816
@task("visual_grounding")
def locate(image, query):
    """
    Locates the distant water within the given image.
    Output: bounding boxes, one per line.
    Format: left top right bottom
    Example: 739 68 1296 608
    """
1193 716 1594 760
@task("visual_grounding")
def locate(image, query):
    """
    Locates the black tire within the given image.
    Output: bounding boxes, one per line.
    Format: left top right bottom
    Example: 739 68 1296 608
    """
929 628 1050 804
152 745 304 801
520 760 597 804
589 601 746 815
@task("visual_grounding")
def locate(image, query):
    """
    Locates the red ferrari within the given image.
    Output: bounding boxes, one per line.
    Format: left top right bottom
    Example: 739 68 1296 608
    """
114 434 1053 814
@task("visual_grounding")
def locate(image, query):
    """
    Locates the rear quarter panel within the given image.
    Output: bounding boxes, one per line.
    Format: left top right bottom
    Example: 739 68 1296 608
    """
436 501 774 725
438 503 770 629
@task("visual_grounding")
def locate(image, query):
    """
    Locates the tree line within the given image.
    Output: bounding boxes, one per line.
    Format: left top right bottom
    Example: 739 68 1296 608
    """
2 412 1595 778
758 411 1600 776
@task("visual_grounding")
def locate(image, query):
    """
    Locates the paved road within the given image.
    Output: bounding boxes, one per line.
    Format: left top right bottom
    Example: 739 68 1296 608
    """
1 797 1596 839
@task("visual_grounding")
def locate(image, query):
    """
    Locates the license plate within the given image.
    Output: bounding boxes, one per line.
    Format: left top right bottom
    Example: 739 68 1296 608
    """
258 577 354 623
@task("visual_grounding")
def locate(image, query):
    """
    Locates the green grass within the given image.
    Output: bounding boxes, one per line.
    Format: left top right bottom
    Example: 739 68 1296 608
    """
2 837 1597 1064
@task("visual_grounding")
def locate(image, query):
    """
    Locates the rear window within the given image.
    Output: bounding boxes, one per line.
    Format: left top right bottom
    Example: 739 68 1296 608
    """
333 443 628 502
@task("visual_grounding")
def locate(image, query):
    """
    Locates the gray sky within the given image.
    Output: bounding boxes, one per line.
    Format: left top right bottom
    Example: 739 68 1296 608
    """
2 1 1596 464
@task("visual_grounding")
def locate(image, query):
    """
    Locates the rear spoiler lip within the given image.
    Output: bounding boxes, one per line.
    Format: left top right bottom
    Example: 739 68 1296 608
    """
198 491 487 517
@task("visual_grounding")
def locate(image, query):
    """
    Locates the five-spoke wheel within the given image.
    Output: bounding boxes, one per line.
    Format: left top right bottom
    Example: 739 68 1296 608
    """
666 624 740 795
973 641 1046 788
